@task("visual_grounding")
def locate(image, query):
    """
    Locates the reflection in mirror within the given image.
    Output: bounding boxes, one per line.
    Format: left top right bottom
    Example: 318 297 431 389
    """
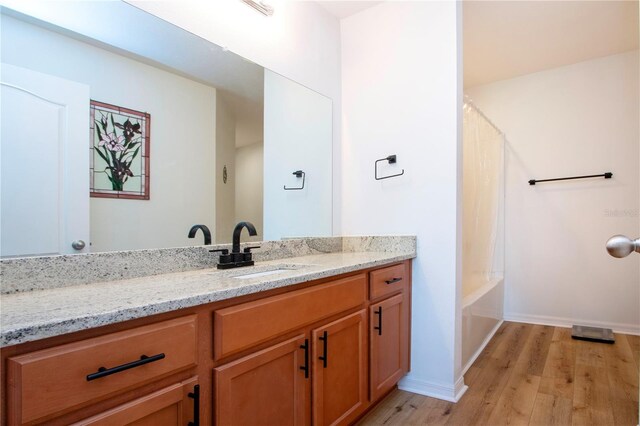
0 2 332 257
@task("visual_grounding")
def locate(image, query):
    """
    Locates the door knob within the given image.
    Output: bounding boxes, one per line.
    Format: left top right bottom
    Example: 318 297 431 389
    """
71 240 86 250
605 235 640 258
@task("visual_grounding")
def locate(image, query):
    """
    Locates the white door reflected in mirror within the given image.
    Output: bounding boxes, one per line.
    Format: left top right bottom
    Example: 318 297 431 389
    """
1 64 90 257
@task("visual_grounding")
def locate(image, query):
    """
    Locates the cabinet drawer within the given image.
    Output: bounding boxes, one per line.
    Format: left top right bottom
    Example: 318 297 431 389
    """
72 377 198 426
214 274 366 359
369 264 406 300
8 315 197 424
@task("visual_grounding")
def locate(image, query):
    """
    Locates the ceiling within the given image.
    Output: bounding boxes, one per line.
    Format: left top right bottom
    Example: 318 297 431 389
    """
316 1 638 88
4 2 265 147
463 1 639 88
315 1 383 19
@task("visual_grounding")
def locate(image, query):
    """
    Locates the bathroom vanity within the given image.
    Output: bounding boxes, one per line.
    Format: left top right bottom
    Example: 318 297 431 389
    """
1 237 415 425
0 3 416 423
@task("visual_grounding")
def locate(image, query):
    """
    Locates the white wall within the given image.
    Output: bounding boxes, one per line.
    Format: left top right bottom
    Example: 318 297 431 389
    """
235 142 264 239
263 70 332 240
467 51 640 334
216 94 236 244
127 0 343 235
341 2 466 401
1 14 216 252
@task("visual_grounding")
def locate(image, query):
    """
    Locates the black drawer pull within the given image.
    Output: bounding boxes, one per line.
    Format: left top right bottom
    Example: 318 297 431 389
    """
318 331 328 368
385 277 402 285
374 306 383 336
300 339 309 378
86 353 165 381
188 384 200 426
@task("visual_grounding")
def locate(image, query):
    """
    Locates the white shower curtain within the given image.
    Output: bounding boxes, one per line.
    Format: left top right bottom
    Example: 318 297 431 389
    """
462 99 505 297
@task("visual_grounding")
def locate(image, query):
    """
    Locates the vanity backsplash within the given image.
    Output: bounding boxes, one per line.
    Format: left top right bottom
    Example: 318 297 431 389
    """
0 236 416 294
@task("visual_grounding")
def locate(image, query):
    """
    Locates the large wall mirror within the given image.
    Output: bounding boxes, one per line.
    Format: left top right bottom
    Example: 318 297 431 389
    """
0 1 332 257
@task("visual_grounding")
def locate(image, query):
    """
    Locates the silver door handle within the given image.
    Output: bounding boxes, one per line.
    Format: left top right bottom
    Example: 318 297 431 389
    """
71 240 86 250
606 235 640 258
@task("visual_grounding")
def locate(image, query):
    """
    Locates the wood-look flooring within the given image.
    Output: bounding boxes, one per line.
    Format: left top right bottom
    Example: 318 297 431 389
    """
359 322 639 425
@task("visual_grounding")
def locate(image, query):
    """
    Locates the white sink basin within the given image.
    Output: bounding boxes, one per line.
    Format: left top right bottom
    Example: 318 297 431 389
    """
233 269 291 279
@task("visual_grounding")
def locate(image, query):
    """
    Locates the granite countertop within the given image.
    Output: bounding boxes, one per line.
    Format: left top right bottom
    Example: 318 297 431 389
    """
1 250 414 347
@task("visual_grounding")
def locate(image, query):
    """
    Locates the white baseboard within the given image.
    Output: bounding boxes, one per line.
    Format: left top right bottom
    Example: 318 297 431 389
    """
398 374 468 403
504 313 640 335
453 375 468 401
461 319 504 376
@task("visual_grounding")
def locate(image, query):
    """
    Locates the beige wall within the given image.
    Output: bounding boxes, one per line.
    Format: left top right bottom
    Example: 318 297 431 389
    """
2 15 217 252
235 142 264 239
215 95 236 243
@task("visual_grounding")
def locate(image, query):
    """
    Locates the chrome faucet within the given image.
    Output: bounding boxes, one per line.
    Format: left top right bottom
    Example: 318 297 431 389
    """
213 221 260 269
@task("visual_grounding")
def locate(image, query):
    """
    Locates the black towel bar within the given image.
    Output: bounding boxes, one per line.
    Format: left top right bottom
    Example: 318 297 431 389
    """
529 172 612 185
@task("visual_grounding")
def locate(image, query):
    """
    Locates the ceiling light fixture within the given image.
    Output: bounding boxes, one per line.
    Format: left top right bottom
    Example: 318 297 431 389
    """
241 0 274 16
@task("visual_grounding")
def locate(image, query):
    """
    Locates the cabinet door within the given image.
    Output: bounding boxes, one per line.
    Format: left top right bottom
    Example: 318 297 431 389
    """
312 310 367 426
370 293 408 401
73 377 198 426
214 335 309 426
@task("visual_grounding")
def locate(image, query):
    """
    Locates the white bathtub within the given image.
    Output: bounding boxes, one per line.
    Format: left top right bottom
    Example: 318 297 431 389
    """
461 278 504 374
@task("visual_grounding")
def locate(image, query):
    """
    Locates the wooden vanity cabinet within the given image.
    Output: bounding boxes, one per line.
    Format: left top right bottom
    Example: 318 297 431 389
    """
312 310 367 426
2 260 411 426
213 261 410 426
213 274 368 360
369 263 411 403
213 274 369 426
6 316 198 425
213 310 370 426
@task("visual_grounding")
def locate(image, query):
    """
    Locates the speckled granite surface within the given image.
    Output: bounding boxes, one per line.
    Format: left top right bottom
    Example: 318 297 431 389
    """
1 237 345 294
0 236 414 294
343 235 416 253
0 236 416 347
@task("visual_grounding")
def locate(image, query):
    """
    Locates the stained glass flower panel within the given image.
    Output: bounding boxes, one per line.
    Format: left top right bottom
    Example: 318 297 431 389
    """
90 100 150 200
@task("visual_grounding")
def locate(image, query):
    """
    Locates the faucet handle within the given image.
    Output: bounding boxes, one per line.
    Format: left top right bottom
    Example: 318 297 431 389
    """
210 248 232 265
209 248 229 254
242 246 261 262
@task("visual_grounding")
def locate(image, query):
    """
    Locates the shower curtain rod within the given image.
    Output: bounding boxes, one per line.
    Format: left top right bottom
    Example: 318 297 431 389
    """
463 95 504 135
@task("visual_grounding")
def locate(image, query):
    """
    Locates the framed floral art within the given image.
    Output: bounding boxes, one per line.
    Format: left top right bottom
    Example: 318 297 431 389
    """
90 100 150 199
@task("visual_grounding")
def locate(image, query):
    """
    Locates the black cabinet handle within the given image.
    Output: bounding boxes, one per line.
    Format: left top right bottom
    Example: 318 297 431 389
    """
188 384 200 426
86 353 165 381
318 331 328 368
385 277 402 285
374 307 383 336
300 339 309 378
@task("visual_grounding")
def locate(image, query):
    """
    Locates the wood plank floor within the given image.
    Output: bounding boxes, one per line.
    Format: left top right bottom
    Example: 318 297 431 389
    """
358 322 639 425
